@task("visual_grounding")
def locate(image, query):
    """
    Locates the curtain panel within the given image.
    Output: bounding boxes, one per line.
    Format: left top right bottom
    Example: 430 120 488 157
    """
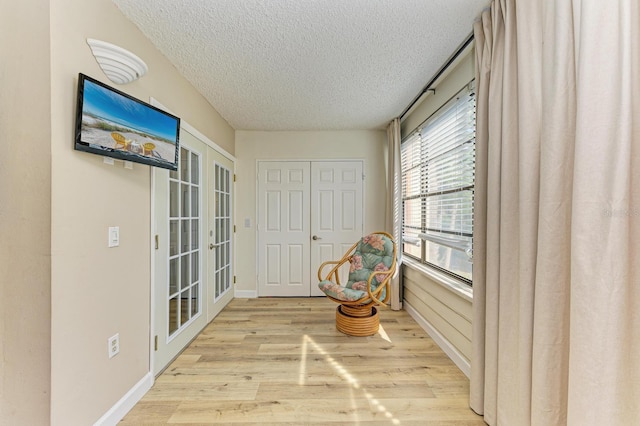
386 117 403 310
471 0 639 425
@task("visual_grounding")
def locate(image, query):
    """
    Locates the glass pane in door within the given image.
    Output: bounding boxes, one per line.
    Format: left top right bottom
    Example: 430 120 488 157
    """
168 147 201 337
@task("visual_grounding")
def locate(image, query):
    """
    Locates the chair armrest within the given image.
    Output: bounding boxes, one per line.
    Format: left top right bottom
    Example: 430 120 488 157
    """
317 253 354 284
366 269 394 305
317 260 341 281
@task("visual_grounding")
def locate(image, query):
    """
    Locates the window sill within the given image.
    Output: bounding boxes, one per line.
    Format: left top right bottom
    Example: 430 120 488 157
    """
402 257 473 302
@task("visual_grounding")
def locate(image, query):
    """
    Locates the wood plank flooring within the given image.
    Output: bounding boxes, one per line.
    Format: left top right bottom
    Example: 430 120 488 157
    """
121 297 485 425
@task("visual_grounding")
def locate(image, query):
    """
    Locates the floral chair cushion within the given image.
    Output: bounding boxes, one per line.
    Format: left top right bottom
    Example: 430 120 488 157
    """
318 233 394 302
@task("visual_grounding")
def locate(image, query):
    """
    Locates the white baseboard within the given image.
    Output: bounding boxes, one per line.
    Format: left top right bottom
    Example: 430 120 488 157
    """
234 289 258 298
94 372 153 426
403 300 471 378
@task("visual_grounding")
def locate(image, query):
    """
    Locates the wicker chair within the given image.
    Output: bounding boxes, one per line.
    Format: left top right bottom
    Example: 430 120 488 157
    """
317 231 397 336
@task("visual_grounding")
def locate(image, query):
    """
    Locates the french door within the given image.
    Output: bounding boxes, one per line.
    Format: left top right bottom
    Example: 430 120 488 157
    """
257 160 363 297
152 129 234 375
207 162 233 320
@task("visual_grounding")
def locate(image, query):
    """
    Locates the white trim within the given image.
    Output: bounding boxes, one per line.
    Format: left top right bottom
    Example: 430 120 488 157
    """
93 372 153 426
149 98 236 162
149 168 156 374
404 300 471 378
235 289 258 298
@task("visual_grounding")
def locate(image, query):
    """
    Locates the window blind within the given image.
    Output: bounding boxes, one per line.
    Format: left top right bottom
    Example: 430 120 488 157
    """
401 83 475 283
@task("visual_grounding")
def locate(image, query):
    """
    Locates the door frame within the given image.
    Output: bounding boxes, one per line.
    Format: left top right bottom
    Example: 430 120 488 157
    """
255 158 366 297
149 98 236 376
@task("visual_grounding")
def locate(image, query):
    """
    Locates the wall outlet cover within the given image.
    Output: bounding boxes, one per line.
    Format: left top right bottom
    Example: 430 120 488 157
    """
108 333 120 358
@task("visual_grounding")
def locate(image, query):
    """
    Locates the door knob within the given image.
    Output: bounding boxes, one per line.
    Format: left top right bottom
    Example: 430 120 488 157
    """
312 235 321 240
209 243 214 250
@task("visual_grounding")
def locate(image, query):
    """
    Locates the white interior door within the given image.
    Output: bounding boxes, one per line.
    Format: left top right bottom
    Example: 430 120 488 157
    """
257 161 311 296
257 160 363 297
310 161 363 296
153 131 207 375
153 129 235 375
207 159 234 321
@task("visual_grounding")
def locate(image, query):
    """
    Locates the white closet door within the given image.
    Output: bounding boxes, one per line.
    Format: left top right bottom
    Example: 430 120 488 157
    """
257 161 311 296
257 160 363 297
310 161 363 296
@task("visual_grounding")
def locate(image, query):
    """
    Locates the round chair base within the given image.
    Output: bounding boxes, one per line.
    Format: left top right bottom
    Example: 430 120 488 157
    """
336 305 379 336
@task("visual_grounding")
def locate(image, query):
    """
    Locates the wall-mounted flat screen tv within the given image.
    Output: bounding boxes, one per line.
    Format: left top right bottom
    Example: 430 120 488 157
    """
74 73 180 170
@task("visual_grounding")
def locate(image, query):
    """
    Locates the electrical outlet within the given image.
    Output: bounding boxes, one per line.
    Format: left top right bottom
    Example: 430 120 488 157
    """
108 333 120 359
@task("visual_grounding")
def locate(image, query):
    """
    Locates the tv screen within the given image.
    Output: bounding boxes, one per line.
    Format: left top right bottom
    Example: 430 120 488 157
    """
74 73 180 170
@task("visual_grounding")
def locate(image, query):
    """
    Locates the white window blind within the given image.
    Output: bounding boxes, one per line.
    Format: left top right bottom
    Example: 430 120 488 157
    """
401 83 475 283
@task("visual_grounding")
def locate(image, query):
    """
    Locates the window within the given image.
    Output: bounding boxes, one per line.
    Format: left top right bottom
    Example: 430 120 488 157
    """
401 83 475 283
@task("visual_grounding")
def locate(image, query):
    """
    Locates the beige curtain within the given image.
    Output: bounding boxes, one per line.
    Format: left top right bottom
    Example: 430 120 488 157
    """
386 118 402 310
471 0 639 425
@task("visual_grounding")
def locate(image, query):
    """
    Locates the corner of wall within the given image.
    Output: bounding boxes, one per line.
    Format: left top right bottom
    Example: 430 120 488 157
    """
0 0 53 424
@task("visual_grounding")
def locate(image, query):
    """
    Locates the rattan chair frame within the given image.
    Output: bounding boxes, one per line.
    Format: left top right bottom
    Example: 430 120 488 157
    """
317 231 397 312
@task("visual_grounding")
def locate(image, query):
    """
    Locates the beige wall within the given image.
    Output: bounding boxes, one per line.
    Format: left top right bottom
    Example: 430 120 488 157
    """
235 130 387 294
401 49 475 139
48 0 234 424
0 0 52 424
399 46 475 375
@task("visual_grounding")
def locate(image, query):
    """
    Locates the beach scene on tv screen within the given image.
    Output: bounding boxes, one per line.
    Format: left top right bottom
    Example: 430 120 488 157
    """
80 79 178 164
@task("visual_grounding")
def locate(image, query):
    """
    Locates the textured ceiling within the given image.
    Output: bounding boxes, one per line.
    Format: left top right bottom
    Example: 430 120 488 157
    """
112 0 488 131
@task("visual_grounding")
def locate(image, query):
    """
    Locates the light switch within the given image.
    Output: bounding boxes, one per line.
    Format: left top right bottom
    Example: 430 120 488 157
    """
244 218 251 228
108 226 120 247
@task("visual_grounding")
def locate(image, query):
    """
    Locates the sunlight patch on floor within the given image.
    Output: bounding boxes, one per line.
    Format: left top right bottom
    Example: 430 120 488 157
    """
378 324 392 343
298 333 308 386
301 334 401 425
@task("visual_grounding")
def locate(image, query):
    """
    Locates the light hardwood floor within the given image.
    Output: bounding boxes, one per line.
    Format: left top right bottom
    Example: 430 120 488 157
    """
121 297 485 425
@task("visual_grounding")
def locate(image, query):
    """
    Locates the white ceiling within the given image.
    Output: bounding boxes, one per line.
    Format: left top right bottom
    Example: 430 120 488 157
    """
112 0 488 131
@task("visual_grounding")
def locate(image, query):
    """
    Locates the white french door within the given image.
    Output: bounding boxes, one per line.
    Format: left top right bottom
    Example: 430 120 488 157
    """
257 160 363 297
207 161 233 321
153 132 206 374
153 129 234 375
